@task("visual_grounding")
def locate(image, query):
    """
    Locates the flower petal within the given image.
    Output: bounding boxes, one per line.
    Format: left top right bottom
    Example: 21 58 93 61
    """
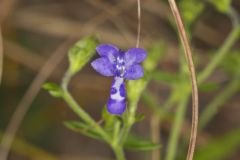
124 64 144 80
91 57 115 76
124 48 147 67
107 99 126 115
96 44 119 63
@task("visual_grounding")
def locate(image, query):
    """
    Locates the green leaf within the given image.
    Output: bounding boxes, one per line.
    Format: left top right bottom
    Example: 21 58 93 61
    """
101 106 117 129
68 36 98 75
199 82 220 92
180 0 204 28
221 52 240 76
124 134 160 151
134 114 145 123
209 0 231 13
195 129 240 160
152 71 179 85
143 43 166 72
42 82 63 97
64 121 102 140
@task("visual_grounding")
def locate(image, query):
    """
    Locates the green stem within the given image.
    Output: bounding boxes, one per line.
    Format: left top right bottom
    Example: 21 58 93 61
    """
112 120 121 147
61 70 110 143
199 73 240 129
120 101 137 145
111 120 125 160
113 146 125 160
165 95 189 160
62 90 110 142
198 26 240 83
143 91 176 119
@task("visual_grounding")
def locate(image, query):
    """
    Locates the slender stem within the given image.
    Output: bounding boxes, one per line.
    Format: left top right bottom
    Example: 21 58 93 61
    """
199 73 240 129
0 39 72 160
198 26 240 83
136 0 141 48
168 1 199 160
151 115 161 160
62 90 110 142
112 120 121 147
143 89 176 160
0 131 57 160
112 119 125 160
61 71 110 143
165 96 189 160
120 101 137 145
113 146 125 160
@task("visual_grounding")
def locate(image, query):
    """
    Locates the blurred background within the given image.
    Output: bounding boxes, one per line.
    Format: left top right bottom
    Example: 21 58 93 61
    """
0 0 240 160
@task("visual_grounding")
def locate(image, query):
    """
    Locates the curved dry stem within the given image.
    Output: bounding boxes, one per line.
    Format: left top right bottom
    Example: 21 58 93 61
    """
167 0 199 160
136 0 141 48
0 39 74 160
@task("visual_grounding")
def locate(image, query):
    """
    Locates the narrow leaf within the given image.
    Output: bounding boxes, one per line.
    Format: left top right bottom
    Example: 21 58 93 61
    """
42 82 63 97
152 71 179 85
124 134 160 151
64 121 102 140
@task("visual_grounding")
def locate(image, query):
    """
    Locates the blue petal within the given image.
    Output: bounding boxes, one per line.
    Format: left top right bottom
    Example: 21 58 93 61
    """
96 44 119 63
91 57 115 76
124 48 147 67
124 64 144 80
107 99 126 115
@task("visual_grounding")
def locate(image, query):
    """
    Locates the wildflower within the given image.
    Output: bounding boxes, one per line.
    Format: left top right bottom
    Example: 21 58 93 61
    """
91 44 147 115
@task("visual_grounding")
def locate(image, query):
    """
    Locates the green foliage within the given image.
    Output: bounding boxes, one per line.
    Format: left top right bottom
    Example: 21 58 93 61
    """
221 52 240 76
152 71 179 86
209 0 232 13
143 43 166 72
101 106 123 132
68 36 98 75
179 0 204 28
199 82 219 92
124 134 160 151
134 114 145 123
64 121 102 140
195 130 240 160
42 82 63 97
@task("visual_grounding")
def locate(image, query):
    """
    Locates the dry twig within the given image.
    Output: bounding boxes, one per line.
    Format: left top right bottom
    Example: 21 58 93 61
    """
168 0 199 160
0 39 74 160
136 0 141 48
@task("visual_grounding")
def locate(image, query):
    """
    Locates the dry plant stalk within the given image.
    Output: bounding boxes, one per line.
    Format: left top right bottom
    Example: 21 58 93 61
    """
0 39 74 160
168 0 199 160
136 0 141 48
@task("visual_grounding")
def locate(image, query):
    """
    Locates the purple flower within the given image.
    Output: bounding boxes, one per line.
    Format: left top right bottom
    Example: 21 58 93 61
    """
91 44 147 115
